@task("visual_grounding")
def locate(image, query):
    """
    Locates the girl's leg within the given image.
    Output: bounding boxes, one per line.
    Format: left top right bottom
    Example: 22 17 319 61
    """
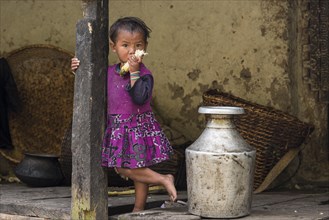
133 181 149 212
116 167 177 202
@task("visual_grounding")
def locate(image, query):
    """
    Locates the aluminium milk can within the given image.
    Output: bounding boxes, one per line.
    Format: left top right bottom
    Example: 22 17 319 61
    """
186 106 256 218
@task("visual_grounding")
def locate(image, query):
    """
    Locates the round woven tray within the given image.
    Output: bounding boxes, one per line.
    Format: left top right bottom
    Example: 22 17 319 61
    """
0 45 74 163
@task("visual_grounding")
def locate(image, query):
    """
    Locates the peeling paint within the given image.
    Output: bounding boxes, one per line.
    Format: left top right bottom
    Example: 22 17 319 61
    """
187 68 201 80
211 80 220 89
266 77 290 110
168 82 184 99
260 25 266 36
240 67 252 80
198 83 210 94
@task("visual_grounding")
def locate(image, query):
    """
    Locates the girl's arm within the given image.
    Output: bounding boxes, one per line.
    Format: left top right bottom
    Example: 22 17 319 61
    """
127 74 153 105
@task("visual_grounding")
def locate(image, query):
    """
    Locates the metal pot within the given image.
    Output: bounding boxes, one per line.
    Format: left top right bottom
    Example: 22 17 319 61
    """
186 106 256 218
15 153 64 187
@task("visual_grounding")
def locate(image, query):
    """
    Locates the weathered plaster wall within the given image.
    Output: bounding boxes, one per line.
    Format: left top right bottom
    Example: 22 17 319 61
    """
0 0 81 54
108 1 293 139
0 0 327 186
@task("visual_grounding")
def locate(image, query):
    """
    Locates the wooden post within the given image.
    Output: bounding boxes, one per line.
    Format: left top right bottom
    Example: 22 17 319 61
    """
71 0 108 219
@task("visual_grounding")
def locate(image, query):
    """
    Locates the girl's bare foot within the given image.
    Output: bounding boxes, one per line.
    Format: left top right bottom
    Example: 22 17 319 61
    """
132 207 144 212
163 174 177 202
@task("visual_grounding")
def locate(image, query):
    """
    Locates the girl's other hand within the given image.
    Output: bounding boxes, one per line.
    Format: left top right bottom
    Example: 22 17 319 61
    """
71 57 80 72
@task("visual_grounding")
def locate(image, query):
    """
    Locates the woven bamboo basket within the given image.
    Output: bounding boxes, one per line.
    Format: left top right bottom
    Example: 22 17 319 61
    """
202 89 314 190
0 45 74 164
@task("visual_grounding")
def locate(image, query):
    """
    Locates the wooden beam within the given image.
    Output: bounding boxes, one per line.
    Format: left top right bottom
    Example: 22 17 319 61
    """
71 0 109 219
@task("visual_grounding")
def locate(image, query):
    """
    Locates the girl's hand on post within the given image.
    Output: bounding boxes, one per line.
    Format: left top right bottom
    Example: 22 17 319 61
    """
71 57 80 73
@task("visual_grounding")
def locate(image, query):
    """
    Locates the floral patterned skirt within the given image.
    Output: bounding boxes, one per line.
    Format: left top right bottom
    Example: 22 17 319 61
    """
101 111 173 168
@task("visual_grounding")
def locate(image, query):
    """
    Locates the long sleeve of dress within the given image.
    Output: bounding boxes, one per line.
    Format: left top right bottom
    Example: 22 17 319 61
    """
126 74 154 105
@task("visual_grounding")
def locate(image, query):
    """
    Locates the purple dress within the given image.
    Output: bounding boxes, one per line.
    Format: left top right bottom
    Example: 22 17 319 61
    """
101 63 173 168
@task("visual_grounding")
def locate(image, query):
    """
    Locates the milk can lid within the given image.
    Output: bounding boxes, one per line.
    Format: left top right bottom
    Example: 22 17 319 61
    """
198 106 245 115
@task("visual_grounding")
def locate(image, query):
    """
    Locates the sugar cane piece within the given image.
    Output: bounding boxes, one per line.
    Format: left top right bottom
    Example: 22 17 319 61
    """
119 49 148 76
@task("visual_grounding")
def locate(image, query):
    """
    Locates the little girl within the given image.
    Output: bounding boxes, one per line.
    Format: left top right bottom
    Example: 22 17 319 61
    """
71 17 177 212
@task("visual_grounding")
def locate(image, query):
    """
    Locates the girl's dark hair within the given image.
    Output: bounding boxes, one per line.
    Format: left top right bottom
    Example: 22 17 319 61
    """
110 17 152 43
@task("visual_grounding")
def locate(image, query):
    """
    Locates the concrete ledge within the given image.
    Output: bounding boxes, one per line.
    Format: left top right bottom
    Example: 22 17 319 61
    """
110 191 329 220
1 184 328 220
0 213 45 220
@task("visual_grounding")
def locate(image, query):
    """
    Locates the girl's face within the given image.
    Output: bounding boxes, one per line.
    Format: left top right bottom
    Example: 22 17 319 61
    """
110 30 147 65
